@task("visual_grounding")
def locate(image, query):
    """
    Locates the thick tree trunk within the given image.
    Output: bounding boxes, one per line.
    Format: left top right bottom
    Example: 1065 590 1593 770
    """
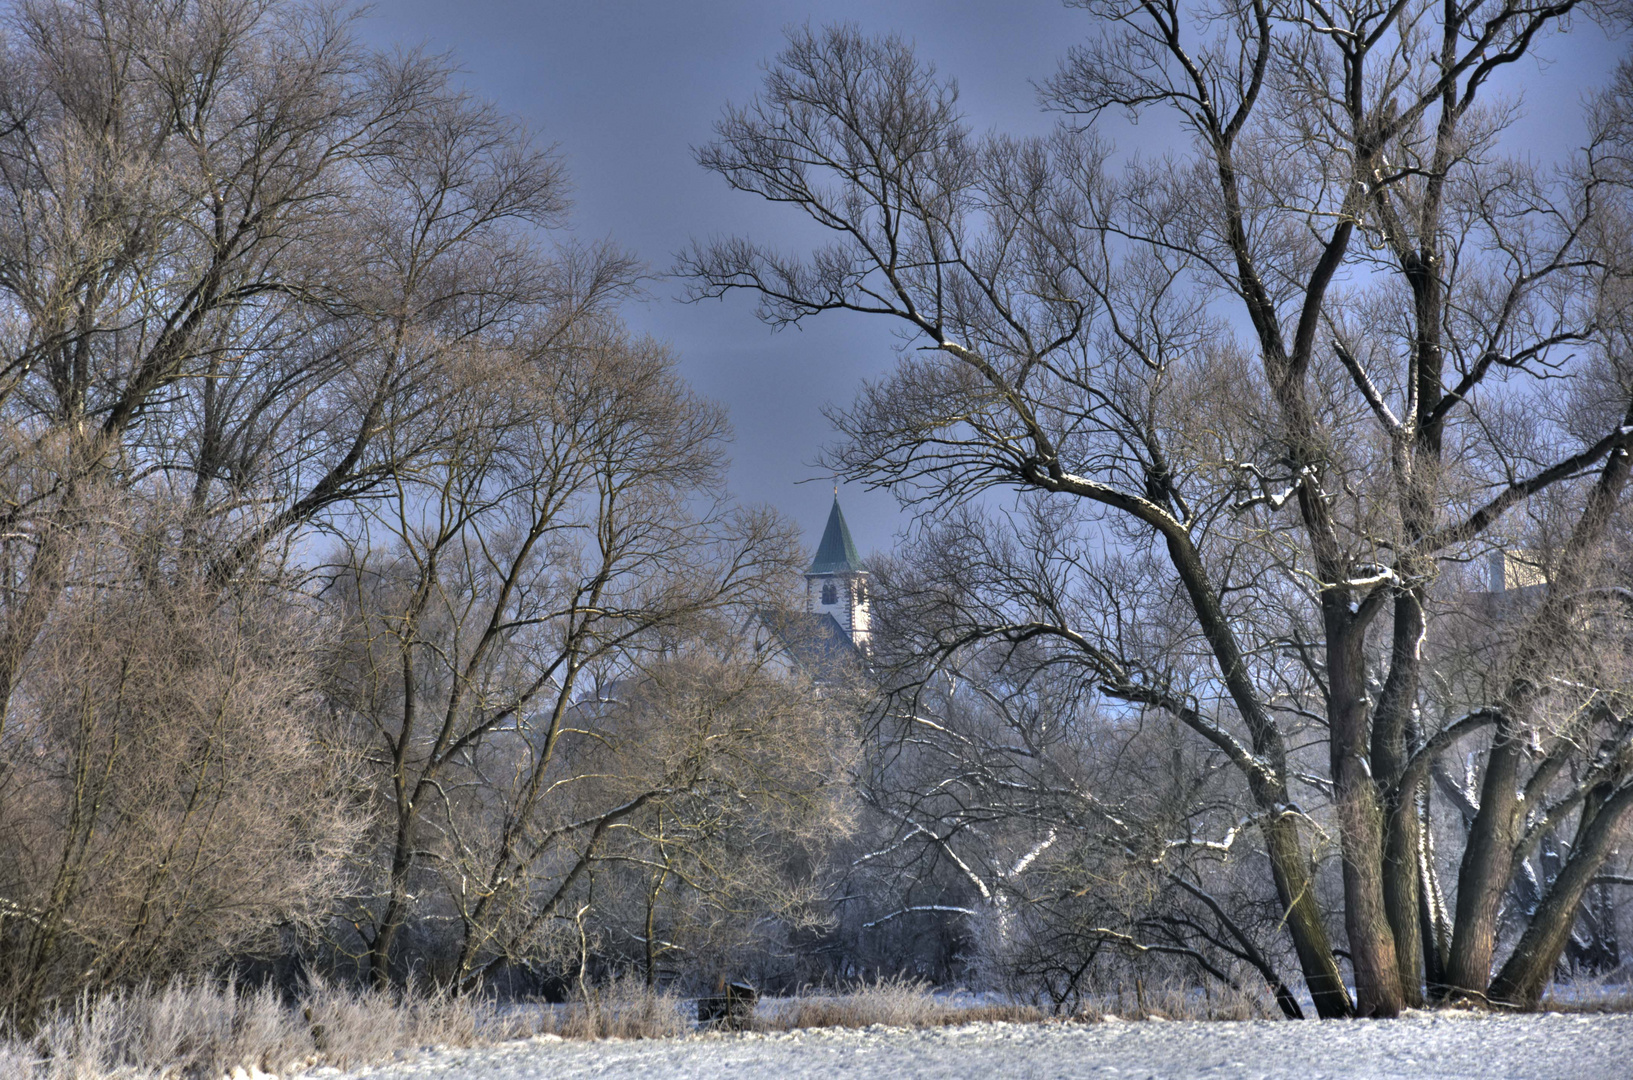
1381 794 1424 1006
1446 408 1633 1002
1373 589 1428 1007
1417 782 1453 995
1333 767 1403 1016
1261 814 1353 1018
1490 783 1633 1007
1445 729 1522 999
1328 616 1404 1017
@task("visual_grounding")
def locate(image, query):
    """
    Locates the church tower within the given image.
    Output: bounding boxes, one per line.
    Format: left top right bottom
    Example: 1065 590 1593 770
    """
806 496 870 648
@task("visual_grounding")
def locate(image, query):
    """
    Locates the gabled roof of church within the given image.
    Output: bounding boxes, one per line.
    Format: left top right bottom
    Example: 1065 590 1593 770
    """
808 496 864 575
756 608 858 669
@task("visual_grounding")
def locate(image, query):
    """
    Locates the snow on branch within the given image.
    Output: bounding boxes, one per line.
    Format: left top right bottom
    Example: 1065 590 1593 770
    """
1009 829 1058 878
863 905 980 929
1231 462 1312 513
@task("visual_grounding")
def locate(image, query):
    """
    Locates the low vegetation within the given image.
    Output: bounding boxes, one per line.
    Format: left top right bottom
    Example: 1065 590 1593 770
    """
0 979 529 1079
0 975 1301 1078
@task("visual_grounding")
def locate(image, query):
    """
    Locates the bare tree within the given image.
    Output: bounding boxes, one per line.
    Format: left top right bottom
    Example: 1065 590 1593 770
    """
550 649 860 993
848 512 1311 1017
320 317 823 989
0 0 633 1008
685 13 1633 1015
0 0 627 732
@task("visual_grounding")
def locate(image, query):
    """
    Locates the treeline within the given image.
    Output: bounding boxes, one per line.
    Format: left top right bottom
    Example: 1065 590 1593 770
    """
2 0 1632 1027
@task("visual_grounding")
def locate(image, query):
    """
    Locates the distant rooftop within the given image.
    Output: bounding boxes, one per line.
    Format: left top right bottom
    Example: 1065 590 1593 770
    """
808 496 864 575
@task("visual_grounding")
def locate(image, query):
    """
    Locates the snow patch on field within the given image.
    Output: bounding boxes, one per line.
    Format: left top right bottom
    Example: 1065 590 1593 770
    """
292 1011 1633 1080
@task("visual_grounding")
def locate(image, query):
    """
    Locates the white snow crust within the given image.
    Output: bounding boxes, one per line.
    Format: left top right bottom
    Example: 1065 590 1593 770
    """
293 1011 1633 1080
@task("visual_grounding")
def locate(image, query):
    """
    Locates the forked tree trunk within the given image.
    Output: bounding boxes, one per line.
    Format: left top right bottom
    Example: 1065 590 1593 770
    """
1373 588 1429 1007
1447 414 1633 1000
1381 795 1425 1006
1417 783 1454 995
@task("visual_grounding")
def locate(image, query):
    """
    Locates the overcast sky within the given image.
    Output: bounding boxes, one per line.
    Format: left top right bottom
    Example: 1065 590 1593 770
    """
357 2 1625 564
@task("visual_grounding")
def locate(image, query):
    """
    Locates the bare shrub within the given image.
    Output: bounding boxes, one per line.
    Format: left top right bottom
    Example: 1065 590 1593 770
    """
0 529 364 1017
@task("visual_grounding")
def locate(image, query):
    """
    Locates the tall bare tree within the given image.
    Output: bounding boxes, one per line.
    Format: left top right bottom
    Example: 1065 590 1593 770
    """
0 0 626 731
321 318 819 988
685 13 1633 1015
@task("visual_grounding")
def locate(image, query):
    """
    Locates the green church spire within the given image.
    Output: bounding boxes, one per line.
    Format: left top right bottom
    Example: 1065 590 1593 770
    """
808 496 863 575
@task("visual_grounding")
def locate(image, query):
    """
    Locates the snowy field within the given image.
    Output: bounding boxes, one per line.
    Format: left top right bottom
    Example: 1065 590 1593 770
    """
295 1011 1633 1080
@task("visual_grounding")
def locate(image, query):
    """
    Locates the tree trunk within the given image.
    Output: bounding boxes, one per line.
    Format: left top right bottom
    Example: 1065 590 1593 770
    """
1381 793 1424 1006
1489 783 1633 1007
1328 615 1404 1017
1260 813 1352 1017
1447 407 1633 1002
1417 781 1453 995
369 808 418 990
1445 728 1523 999
1158 529 1352 1017
1373 588 1429 1007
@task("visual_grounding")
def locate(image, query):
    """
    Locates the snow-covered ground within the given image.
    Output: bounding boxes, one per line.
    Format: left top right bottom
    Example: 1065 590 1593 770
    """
295 1011 1633 1080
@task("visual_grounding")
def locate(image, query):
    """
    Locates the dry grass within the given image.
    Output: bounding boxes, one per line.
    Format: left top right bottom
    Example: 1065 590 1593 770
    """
737 974 1278 1033
0 977 539 1079
537 974 1273 1038
300 978 537 1066
1536 974 1633 1014
545 979 691 1040
755 976 1044 1031
0 973 1287 1076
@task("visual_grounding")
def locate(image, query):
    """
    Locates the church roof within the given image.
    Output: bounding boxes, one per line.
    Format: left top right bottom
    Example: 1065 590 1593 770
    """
808 496 864 575
756 608 858 669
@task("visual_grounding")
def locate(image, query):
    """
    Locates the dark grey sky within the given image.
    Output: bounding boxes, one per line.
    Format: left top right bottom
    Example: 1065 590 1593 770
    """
359 2 1624 563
